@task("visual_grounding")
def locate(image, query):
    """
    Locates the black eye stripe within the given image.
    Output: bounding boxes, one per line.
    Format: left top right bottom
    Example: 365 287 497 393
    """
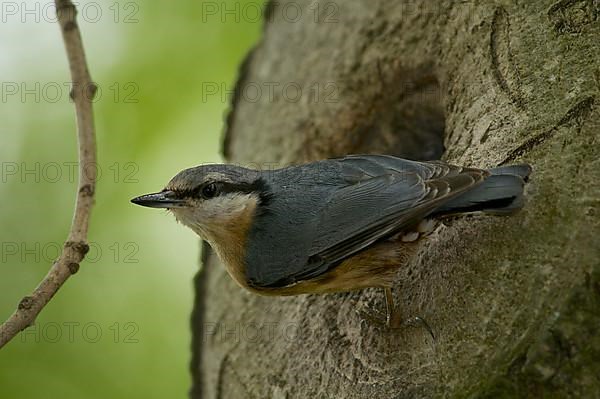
178 178 271 204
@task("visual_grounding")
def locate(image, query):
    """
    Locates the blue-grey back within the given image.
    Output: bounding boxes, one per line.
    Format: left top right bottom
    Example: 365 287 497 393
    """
244 156 437 287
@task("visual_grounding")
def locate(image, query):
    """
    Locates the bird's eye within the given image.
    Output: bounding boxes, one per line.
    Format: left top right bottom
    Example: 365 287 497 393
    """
201 182 218 199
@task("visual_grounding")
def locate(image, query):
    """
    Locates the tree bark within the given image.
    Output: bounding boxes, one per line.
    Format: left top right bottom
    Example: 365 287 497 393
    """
190 1 600 398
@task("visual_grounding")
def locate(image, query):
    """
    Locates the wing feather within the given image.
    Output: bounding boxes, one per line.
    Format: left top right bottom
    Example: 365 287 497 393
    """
246 155 487 287
305 168 484 273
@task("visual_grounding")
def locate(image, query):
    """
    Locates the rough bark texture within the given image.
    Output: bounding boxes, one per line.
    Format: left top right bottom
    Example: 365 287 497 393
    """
191 1 600 398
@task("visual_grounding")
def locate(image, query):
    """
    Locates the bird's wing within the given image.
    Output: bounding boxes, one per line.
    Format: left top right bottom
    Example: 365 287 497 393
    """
245 155 487 288
294 155 487 282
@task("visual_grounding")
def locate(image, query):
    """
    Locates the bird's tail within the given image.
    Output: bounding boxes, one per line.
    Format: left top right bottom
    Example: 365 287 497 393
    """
435 164 532 216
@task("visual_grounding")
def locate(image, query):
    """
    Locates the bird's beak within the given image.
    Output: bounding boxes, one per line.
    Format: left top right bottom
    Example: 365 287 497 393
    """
130 190 187 209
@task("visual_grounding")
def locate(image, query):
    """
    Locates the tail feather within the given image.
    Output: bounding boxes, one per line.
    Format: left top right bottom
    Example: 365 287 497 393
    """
489 164 532 181
435 164 531 216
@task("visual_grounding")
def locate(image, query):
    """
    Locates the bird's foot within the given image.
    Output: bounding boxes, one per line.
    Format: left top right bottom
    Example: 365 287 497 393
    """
399 315 436 341
357 307 435 340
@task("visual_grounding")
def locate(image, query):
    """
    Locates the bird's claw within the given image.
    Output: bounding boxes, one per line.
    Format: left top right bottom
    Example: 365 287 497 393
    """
401 316 436 341
357 308 435 341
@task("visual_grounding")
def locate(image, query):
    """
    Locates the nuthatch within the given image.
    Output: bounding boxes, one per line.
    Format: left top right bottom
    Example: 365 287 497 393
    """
132 155 531 328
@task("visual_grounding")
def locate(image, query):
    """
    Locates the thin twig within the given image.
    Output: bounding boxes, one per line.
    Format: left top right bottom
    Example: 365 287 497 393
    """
0 0 97 349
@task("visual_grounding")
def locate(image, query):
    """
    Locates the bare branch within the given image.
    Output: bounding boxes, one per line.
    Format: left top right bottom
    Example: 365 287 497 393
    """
0 0 97 349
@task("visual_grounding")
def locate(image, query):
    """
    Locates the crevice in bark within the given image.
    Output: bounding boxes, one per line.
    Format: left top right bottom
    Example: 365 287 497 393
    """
502 95 595 164
369 72 446 161
490 6 524 109
335 64 446 162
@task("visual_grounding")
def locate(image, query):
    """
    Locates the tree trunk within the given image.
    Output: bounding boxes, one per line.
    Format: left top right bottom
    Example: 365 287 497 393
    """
190 1 600 397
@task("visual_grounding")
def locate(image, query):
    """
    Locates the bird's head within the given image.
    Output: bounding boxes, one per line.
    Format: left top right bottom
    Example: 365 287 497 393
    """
131 164 268 244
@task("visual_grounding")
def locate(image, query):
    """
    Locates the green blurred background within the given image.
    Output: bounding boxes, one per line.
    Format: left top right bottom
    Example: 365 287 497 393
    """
0 1 259 397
